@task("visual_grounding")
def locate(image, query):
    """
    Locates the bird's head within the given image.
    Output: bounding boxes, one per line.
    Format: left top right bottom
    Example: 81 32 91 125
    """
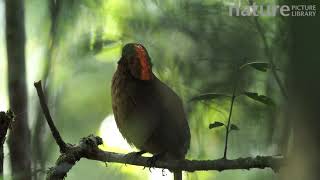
118 43 153 81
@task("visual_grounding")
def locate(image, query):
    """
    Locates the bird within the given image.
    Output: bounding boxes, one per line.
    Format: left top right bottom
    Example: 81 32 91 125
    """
111 43 190 180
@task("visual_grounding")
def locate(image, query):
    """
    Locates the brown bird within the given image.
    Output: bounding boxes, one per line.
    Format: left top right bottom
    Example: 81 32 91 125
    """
111 43 190 179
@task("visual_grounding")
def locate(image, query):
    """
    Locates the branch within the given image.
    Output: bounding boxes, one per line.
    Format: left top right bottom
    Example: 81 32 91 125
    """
0 110 14 176
34 81 68 152
47 135 283 180
33 80 284 180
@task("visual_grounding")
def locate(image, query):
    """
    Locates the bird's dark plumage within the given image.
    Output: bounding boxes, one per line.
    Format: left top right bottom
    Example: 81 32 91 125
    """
111 43 190 162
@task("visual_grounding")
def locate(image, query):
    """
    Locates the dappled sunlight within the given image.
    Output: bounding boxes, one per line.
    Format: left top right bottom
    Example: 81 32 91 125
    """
0 1 7 112
98 114 178 180
103 15 123 40
98 114 147 178
95 42 122 62
99 114 133 153
0 97 7 112
149 169 172 180
0 58 8 111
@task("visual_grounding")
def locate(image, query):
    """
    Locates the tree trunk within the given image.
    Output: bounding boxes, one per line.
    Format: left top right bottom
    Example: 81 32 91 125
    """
281 1 320 180
5 0 31 179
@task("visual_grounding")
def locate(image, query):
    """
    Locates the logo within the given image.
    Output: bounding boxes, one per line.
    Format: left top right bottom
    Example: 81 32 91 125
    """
229 3 317 17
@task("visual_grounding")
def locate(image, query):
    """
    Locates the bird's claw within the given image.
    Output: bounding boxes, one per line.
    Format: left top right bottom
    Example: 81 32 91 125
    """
144 153 164 172
161 169 167 176
124 150 145 165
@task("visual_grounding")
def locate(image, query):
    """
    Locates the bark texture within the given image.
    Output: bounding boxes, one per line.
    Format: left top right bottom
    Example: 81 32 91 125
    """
5 0 31 179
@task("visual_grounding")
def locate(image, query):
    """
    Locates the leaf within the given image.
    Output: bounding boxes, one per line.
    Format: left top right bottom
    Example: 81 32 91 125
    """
209 122 225 129
190 93 231 102
243 92 275 106
240 62 271 72
230 124 240 131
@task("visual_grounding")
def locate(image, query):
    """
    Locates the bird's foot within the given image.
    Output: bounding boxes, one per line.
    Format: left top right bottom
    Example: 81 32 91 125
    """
145 152 165 172
124 150 146 165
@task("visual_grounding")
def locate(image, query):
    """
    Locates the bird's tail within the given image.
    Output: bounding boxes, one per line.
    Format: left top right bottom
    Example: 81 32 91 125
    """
174 170 182 180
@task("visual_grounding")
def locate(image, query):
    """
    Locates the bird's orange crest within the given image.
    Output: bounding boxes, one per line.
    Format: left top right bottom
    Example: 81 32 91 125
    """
135 44 152 80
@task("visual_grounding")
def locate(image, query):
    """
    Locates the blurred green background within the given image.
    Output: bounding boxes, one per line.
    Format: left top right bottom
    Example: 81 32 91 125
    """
0 0 289 179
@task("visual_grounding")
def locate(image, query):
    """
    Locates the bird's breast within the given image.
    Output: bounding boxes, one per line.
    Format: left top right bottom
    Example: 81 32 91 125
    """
111 69 134 128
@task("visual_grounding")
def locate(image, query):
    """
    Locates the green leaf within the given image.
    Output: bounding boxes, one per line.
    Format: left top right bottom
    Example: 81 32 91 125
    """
243 92 275 106
209 122 225 129
240 62 271 72
230 124 240 131
190 93 231 102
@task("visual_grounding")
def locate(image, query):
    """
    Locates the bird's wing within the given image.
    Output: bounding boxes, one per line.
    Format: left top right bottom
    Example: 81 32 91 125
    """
122 80 162 149
123 77 190 157
145 77 191 158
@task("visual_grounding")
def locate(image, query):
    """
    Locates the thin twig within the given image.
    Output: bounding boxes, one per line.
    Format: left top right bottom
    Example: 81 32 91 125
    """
223 83 237 159
34 81 68 152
